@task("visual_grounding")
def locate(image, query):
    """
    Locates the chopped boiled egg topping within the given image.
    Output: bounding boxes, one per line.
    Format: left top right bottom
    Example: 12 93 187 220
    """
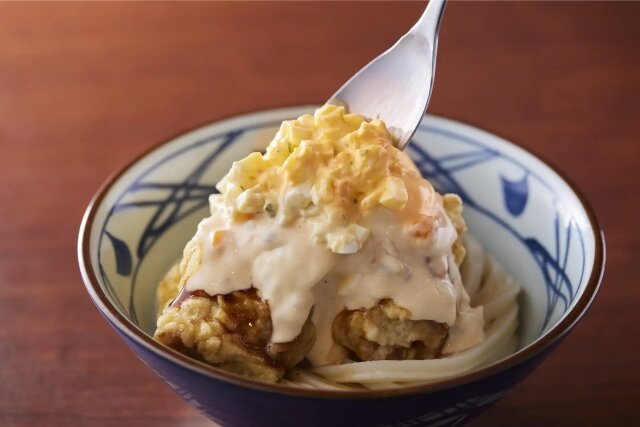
215 104 412 254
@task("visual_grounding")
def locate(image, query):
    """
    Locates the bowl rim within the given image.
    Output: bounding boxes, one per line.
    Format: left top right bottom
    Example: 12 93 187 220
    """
78 104 605 400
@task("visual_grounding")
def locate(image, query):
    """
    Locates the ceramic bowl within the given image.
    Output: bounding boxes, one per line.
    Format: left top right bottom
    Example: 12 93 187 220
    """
78 106 604 427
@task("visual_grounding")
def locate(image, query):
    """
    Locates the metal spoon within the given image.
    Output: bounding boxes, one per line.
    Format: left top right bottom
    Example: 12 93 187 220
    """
328 0 447 149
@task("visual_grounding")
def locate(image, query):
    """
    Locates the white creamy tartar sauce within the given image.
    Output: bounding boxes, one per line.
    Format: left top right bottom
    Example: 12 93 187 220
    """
183 105 484 366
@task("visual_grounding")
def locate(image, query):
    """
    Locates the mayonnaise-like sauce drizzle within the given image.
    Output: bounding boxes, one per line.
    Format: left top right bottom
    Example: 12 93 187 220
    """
185 180 481 366
183 106 486 366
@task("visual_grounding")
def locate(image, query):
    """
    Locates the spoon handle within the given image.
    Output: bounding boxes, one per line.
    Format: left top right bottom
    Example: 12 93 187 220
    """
327 0 449 150
393 0 447 151
411 0 448 45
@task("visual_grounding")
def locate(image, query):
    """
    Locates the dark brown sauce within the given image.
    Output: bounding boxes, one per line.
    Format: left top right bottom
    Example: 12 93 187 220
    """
220 289 276 357
169 286 281 368
221 289 265 336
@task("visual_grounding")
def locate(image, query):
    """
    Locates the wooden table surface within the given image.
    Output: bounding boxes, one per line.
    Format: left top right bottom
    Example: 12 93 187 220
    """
1 2 638 426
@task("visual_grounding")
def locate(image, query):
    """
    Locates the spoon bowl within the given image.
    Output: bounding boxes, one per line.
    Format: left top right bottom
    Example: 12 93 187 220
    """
329 0 447 148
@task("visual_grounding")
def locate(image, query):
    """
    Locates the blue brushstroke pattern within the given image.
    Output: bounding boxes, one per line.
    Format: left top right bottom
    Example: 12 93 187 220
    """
501 174 529 216
133 129 244 260
408 141 577 332
115 130 242 323
104 231 132 276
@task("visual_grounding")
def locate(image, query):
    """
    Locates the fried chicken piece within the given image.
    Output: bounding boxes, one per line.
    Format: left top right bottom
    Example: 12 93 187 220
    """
154 288 315 382
333 299 448 361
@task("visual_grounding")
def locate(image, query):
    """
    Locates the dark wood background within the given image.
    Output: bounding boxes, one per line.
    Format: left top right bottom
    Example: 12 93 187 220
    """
1 2 638 426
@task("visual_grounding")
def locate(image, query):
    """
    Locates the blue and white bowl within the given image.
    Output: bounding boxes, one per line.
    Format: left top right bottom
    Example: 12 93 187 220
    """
78 106 604 427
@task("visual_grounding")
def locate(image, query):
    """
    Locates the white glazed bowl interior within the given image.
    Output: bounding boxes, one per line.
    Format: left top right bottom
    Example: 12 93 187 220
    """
85 105 599 365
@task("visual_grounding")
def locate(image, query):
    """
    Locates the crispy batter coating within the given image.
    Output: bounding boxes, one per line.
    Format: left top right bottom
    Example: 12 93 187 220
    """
332 299 449 361
154 271 315 382
154 192 467 380
156 263 182 317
